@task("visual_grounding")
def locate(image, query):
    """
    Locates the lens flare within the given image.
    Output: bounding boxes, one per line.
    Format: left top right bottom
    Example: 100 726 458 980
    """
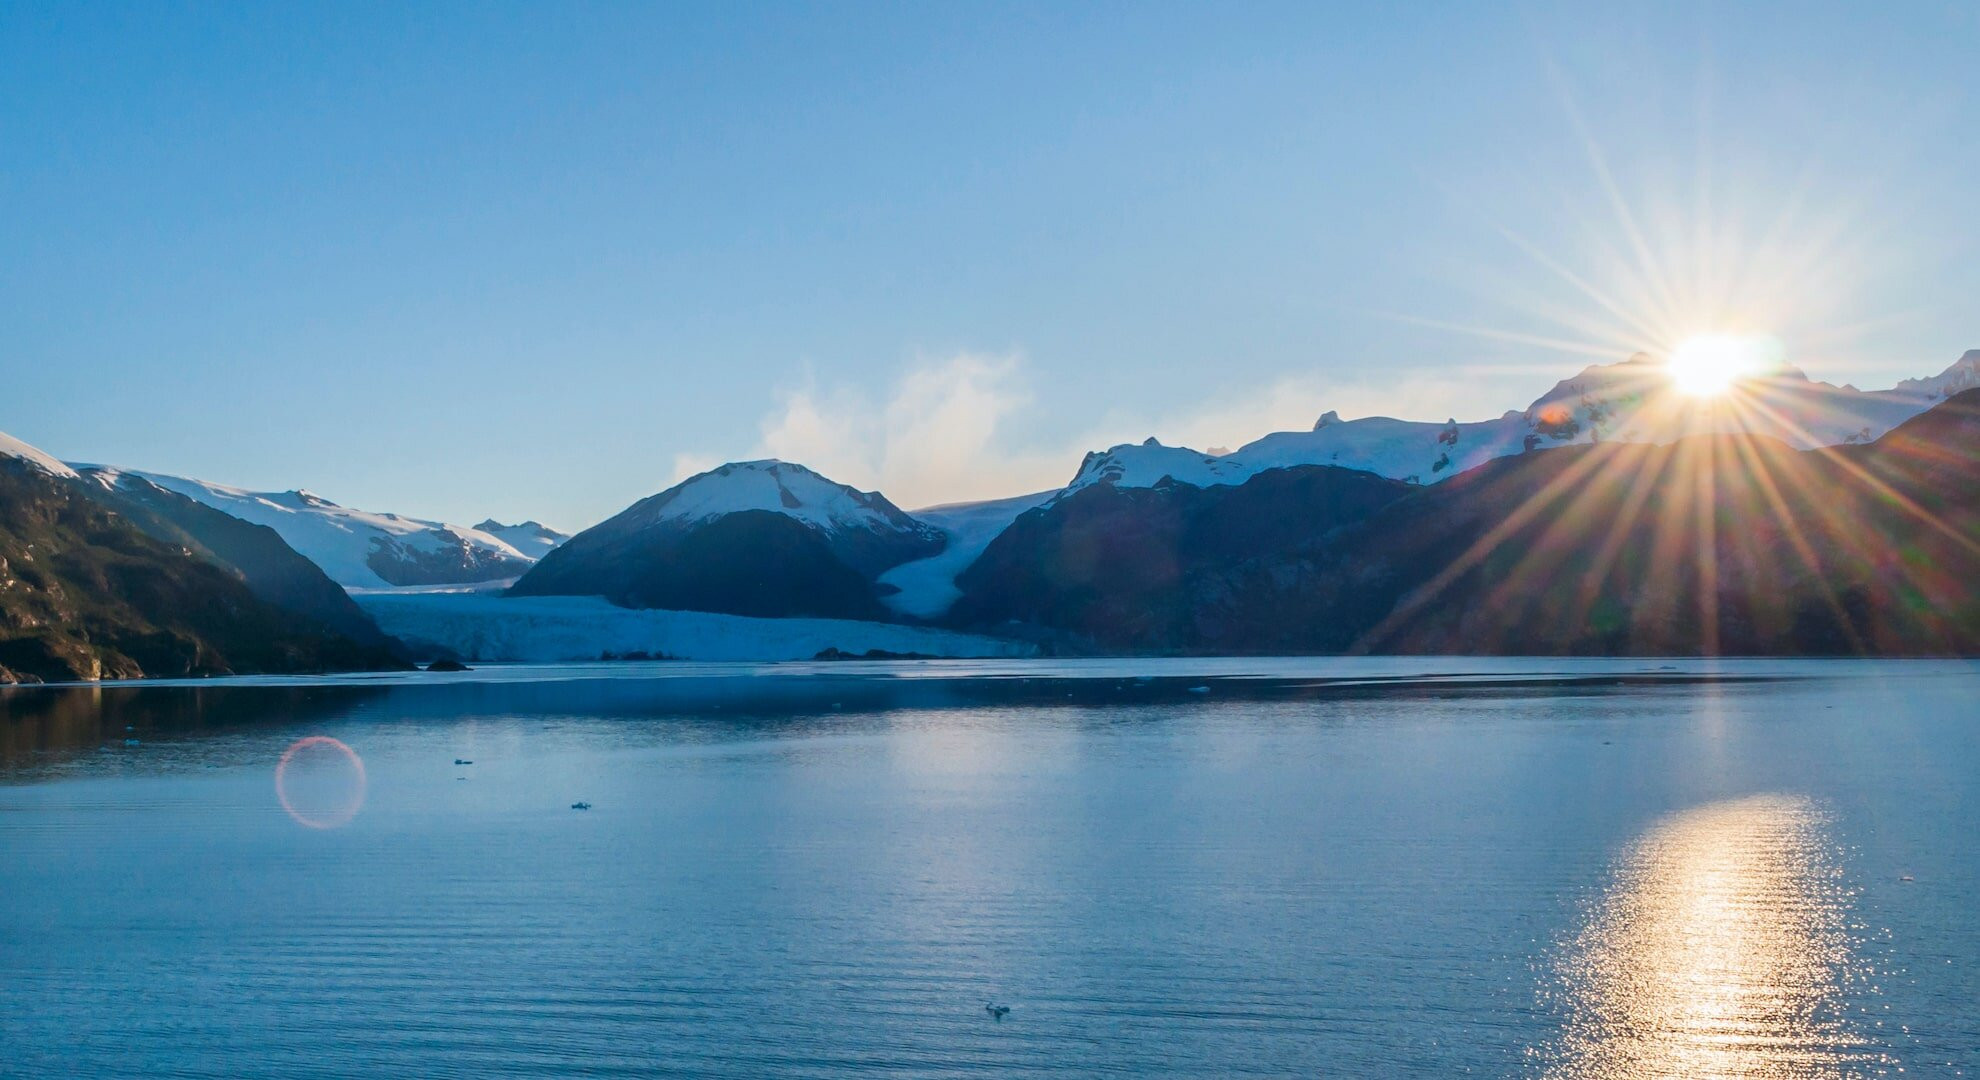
274 735 367 830
1665 334 1779 397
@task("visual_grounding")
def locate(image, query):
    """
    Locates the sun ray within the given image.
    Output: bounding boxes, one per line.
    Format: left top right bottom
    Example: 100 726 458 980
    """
1722 428 1871 651
1731 389 1980 559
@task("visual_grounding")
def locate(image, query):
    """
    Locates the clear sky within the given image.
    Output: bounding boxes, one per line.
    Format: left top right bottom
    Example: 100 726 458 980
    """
4 1 1975 528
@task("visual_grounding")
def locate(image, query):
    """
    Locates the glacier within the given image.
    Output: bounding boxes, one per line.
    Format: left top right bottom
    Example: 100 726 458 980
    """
355 592 1036 662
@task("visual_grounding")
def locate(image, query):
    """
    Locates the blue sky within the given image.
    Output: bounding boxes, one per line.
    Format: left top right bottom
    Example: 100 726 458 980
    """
4 1 1975 527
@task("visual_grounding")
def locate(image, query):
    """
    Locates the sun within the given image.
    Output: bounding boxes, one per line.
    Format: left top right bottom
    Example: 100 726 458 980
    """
1665 334 1779 397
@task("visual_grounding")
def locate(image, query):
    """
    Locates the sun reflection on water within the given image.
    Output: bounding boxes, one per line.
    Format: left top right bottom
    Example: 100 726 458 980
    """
1540 795 1887 1079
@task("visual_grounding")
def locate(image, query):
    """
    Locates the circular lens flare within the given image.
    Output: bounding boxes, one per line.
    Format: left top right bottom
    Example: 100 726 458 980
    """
1666 334 1779 397
275 736 367 829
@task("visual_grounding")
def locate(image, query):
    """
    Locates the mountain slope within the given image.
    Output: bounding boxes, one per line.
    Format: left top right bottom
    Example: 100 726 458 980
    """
71 468 539 588
511 461 944 619
75 467 399 649
0 450 409 683
1 431 78 479
951 466 1413 647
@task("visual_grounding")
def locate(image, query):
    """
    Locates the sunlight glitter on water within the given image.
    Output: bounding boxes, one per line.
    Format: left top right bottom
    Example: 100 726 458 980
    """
1541 795 1885 1079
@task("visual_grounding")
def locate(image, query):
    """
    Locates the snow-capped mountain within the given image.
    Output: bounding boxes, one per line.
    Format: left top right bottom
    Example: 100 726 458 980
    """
601 460 935 546
1066 439 1260 492
0 448 408 682
511 460 946 619
474 519 570 560
950 386 1980 655
1067 349 1980 494
70 468 539 589
0 430 77 479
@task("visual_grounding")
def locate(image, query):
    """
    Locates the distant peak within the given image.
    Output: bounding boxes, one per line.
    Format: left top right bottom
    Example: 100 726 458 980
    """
1314 410 1342 430
273 488 339 510
622 456 923 536
717 458 800 474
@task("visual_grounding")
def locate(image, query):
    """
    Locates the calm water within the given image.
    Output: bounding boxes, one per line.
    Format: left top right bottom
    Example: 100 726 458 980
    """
1 659 1974 1078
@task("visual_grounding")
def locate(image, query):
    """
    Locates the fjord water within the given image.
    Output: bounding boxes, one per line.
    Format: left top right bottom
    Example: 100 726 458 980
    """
1 660 1974 1078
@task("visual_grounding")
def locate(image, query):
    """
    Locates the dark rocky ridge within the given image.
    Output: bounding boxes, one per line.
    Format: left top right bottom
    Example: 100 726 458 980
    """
948 388 1980 656
0 460 410 683
76 468 398 649
951 465 1412 646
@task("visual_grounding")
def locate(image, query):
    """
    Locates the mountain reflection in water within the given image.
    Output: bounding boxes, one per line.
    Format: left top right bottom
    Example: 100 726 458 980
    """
1542 795 1884 1079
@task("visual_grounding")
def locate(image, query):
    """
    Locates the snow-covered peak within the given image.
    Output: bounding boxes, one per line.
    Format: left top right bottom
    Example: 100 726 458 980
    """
1891 350 1980 401
1065 439 1258 493
1058 348 1980 496
473 518 570 559
0 429 78 479
623 460 927 536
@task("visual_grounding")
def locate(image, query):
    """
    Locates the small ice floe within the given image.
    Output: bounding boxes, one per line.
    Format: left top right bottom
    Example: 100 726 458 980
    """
570 801 592 811
984 1002 1010 1020
122 738 141 747
1186 685 1211 694
1900 874 1915 882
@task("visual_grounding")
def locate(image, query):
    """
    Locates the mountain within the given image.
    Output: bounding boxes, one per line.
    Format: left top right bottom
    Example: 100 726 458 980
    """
0 438 410 683
69 469 539 589
951 467 1412 645
74 467 399 650
949 388 1980 655
510 460 946 619
1068 349 1980 494
473 519 569 560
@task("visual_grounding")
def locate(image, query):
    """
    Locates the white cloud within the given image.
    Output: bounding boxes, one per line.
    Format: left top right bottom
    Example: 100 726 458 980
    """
670 353 1543 509
669 353 1069 507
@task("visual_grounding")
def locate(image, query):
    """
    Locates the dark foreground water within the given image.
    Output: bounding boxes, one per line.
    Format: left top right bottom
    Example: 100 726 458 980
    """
1 659 1975 1078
